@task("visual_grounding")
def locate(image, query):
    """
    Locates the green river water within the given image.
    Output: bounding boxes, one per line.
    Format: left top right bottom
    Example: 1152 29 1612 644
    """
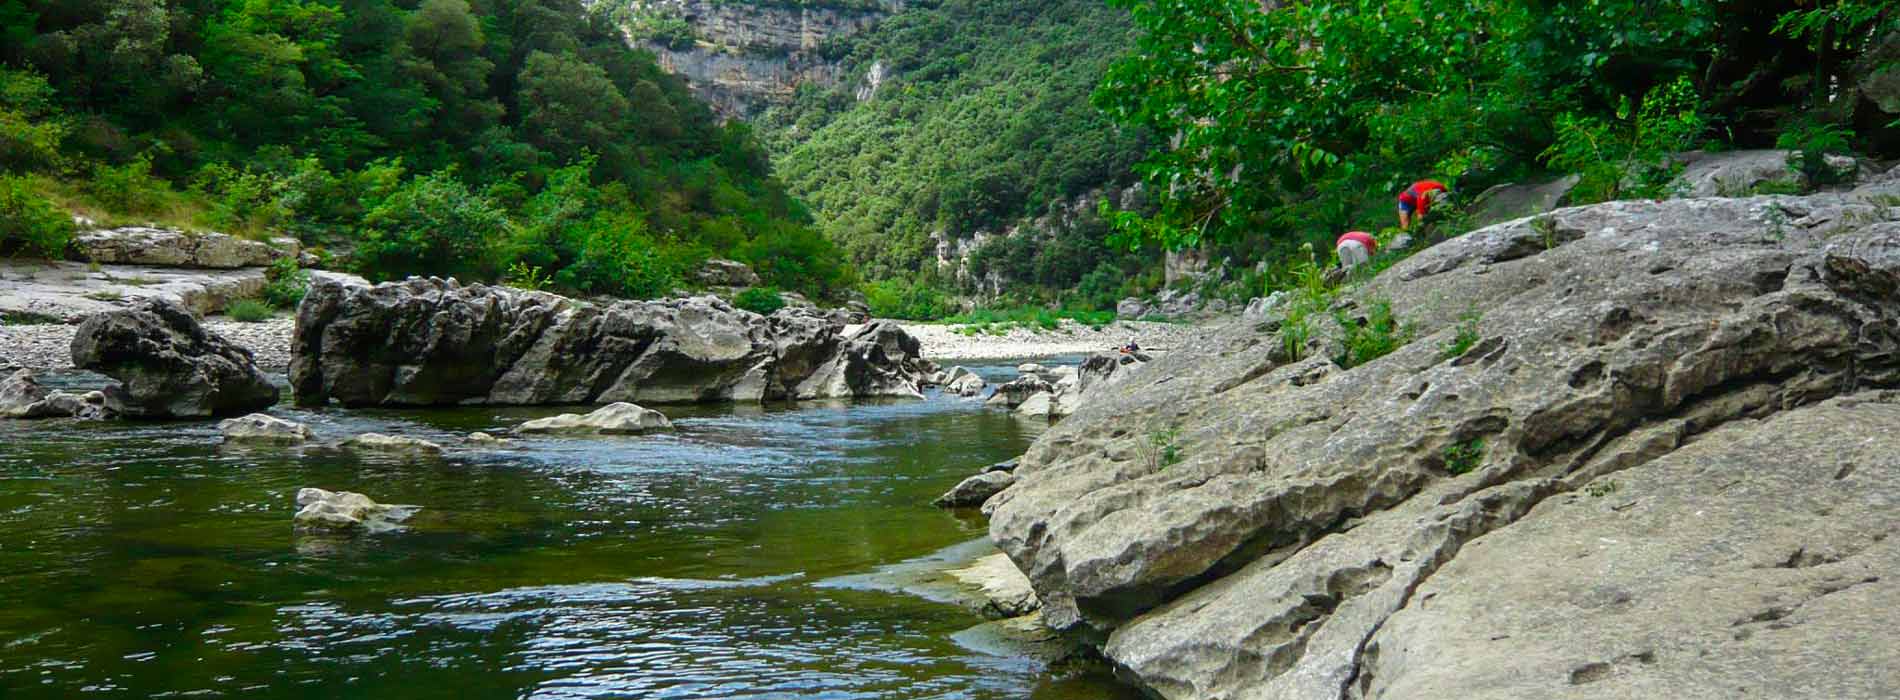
0 361 1139 699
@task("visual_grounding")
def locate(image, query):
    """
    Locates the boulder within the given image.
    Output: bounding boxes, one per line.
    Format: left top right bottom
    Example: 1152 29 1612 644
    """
1117 297 1149 320
69 227 295 269
70 299 279 418
1015 391 1056 418
1076 351 1149 396
291 277 930 407
218 413 312 444
340 433 444 458
693 258 762 287
1241 292 1286 322
293 487 416 534
1017 363 1049 376
1469 174 1580 228
1673 149 1864 197
947 553 1042 619
935 470 1017 508
991 375 1054 408
986 458 1021 473
39 390 110 420
515 402 672 435
0 368 60 418
989 179 1900 699
946 367 987 397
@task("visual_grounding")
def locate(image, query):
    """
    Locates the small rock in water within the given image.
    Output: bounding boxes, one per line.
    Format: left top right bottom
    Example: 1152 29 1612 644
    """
0 368 110 419
340 433 444 457
293 487 416 534
1016 363 1048 376
934 470 1017 508
985 459 1020 473
465 431 510 447
945 366 986 397
947 553 1042 619
515 402 673 435
219 413 312 444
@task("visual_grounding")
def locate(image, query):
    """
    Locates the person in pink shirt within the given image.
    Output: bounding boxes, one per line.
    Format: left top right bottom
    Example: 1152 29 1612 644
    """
1397 179 1449 229
1335 231 1377 269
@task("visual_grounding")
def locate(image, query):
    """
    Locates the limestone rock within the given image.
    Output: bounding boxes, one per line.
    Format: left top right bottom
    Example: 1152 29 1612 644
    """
218 413 312 444
1673 149 1865 197
69 227 295 269
1076 351 1148 396
991 375 1053 408
935 470 1017 509
986 459 1020 473
946 367 987 397
40 390 109 420
341 433 444 458
1017 363 1049 375
948 553 1043 619
1469 174 1580 228
988 180 1900 699
70 299 278 418
1015 391 1056 418
0 368 56 418
291 277 930 407
694 258 762 287
515 402 673 435
293 487 416 534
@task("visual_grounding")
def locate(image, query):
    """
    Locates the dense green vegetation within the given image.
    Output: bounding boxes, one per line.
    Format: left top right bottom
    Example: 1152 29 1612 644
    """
1096 0 1900 264
759 0 1155 302
0 0 854 300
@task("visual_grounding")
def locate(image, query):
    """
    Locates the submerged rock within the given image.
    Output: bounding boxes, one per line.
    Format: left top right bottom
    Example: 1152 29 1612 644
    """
293 487 416 534
515 402 672 435
70 299 278 418
990 174 1900 698
465 431 510 447
290 278 932 407
340 433 444 458
935 470 1016 509
218 413 312 444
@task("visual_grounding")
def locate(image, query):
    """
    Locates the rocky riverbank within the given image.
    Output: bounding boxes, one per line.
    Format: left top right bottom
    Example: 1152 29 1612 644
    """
981 167 1900 699
900 320 1200 361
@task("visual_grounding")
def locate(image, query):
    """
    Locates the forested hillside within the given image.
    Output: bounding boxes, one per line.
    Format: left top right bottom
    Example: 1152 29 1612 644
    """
756 0 1153 308
0 0 852 301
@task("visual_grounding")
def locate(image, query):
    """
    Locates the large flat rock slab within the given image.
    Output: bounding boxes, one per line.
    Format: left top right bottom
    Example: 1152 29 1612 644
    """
0 261 265 322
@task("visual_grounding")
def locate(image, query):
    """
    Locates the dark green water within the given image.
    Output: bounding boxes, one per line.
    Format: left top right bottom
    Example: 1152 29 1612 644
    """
0 362 1137 699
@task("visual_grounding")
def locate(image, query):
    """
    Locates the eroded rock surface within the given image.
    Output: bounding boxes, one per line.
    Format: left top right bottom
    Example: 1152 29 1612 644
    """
293 487 417 534
70 227 298 269
340 433 444 458
291 277 932 407
989 173 1900 699
219 413 312 444
936 470 1016 509
70 299 279 418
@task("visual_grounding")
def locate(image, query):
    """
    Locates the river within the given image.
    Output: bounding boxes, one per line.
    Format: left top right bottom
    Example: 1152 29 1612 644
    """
0 361 1139 699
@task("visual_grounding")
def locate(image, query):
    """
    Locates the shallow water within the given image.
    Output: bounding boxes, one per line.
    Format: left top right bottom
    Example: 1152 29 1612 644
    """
0 361 1136 699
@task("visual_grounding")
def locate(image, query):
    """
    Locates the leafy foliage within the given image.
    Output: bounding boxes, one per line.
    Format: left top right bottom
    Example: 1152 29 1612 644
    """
733 286 787 315
1443 438 1486 475
864 277 956 320
225 298 274 323
1542 77 1704 203
0 175 73 258
261 257 310 309
1333 299 1414 369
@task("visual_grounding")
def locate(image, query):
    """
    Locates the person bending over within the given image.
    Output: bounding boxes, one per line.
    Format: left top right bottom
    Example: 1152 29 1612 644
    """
1397 179 1449 230
1335 230 1377 269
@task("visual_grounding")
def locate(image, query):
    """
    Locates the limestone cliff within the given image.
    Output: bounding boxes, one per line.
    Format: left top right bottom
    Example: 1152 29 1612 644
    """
606 0 902 116
988 167 1900 698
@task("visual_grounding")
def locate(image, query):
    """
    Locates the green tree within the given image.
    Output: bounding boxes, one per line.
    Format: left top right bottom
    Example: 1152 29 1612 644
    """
517 51 631 159
354 169 509 282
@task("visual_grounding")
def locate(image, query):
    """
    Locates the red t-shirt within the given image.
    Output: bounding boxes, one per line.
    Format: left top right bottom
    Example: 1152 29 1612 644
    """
1336 231 1377 254
1398 180 1448 213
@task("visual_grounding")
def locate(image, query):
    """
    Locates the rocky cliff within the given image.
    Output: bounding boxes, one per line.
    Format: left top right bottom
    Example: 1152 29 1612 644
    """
611 0 901 116
290 277 932 407
987 168 1900 698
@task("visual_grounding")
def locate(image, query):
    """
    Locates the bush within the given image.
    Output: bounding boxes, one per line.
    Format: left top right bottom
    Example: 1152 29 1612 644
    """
1333 299 1414 369
87 156 174 214
864 278 956 320
1441 307 1482 360
0 68 68 171
733 286 786 315
225 298 274 323
549 211 685 299
739 222 854 301
0 177 74 259
1443 438 1486 475
1542 77 1704 203
354 170 508 283
261 257 310 309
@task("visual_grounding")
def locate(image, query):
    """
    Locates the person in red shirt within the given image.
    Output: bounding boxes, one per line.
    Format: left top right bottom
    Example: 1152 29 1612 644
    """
1397 179 1449 230
1335 231 1377 269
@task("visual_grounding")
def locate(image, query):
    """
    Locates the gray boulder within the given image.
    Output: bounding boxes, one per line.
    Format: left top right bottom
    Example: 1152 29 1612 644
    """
291 277 931 407
945 367 987 397
694 258 762 287
935 470 1017 508
219 413 312 444
991 375 1054 408
1674 149 1864 197
1077 351 1149 396
515 402 672 435
1015 391 1056 418
69 227 296 269
293 487 417 534
989 179 1900 699
70 299 278 418
1469 174 1580 228
0 368 59 418
340 433 444 458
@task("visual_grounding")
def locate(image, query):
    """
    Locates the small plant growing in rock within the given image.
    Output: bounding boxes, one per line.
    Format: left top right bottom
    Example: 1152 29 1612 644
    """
503 261 551 292
1144 427 1183 471
1334 299 1414 369
1442 307 1482 360
1443 438 1485 475
226 298 273 323
1531 215 1560 250
263 257 311 309
1585 479 1620 497
84 289 123 302
733 286 786 315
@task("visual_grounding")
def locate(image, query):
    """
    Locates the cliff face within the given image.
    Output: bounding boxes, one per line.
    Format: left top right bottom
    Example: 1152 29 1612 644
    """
987 167 1900 699
614 0 902 116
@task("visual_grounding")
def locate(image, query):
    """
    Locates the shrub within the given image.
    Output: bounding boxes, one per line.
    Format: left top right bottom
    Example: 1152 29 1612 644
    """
354 170 508 283
192 162 289 235
0 178 75 259
261 257 310 309
1443 438 1486 475
550 211 685 299
225 298 273 323
733 286 786 315
0 68 68 171
1776 119 1855 188
1542 76 1704 203
1334 299 1414 369
87 156 174 214
739 222 854 301
864 278 955 320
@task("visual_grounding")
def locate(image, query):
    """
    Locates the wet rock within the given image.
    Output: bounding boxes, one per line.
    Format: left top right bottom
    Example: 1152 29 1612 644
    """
989 180 1900 698
948 553 1042 619
991 375 1053 408
1017 363 1049 375
39 390 110 420
291 277 931 407
293 487 417 534
0 368 57 418
70 299 278 418
935 470 1016 508
69 227 297 269
515 402 673 435
946 367 987 397
218 413 312 444
340 433 444 458
985 459 1020 473
466 431 510 447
